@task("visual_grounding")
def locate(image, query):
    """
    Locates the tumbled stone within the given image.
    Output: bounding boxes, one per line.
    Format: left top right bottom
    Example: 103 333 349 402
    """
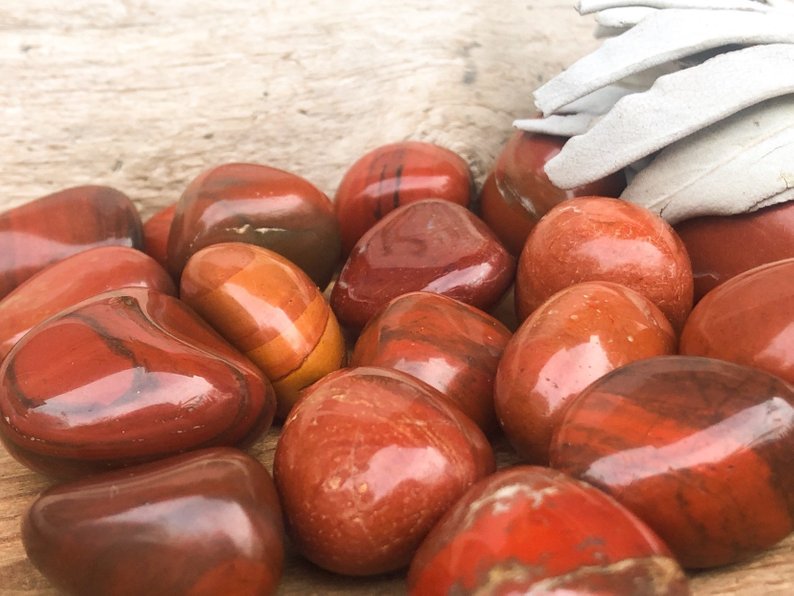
274 366 494 576
408 466 689 595
181 242 346 419
0 288 276 477
550 356 794 568
495 281 675 463
351 291 510 434
167 163 340 289
331 199 514 330
23 447 284 596
0 185 142 299
334 141 473 255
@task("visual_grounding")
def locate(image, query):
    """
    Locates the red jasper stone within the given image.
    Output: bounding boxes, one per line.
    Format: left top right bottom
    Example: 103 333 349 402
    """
351 291 510 434
142 202 177 270
23 448 284 596
331 199 515 330
181 243 346 419
680 258 794 384
274 366 494 576
675 201 794 302
515 196 693 331
495 282 675 464
550 356 794 568
167 163 341 289
0 288 275 477
0 185 143 299
482 131 625 255
335 141 473 255
0 246 176 362
408 466 689 595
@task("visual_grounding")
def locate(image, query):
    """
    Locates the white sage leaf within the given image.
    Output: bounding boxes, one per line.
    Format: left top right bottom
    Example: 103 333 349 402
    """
544 44 794 189
622 96 794 223
535 8 794 116
514 114 597 137
595 7 657 28
578 0 771 14
557 83 637 114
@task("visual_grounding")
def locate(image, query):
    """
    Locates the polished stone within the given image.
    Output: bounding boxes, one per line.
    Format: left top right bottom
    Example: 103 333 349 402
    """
680 258 794 384
331 199 515 330
550 356 794 568
0 288 275 477
167 163 340 289
675 201 794 302
181 242 346 419
515 196 693 331
408 466 689 595
23 448 284 596
335 141 473 255
142 202 177 270
0 185 142 299
351 291 510 434
495 281 675 463
274 366 494 576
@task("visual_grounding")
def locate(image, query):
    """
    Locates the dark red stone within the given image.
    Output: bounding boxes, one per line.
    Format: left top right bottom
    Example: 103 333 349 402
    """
331 199 515 330
0 185 143 299
550 356 794 568
408 466 689 595
515 196 693 331
495 281 675 464
0 246 176 362
481 131 625 255
142 202 177 270
274 366 494 576
23 447 284 596
351 291 510 434
0 288 275 477
335 141 473 255
675 201 794 302
167 163 341 288
680 258 794 384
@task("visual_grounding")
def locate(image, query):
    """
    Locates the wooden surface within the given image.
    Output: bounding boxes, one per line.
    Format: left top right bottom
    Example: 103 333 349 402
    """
0 1 792 594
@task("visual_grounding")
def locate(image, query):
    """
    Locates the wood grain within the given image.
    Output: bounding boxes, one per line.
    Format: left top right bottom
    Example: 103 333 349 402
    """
0 1 792 593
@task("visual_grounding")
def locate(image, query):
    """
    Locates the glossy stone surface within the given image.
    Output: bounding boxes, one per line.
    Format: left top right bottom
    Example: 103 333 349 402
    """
335 141 473 255
181 242 346 419
142 202 177 270
550 356 794 568
680 258 794 384
482 131 625 255
331 199 515 330
515 196 693 331
0 185 143 299
351 291 510 434
408 466 689 595
495 281 675 464
0 288 275 477
274 366 494 576
0 246 176 362
23 448 284 596
167 163 341 289
675 201 794 302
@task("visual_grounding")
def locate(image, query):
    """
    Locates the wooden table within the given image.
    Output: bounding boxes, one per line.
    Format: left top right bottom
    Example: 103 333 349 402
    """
1 1 792 593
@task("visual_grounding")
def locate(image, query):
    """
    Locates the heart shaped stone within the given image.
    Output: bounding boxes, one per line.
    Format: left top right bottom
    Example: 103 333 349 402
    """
0 288 275 477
